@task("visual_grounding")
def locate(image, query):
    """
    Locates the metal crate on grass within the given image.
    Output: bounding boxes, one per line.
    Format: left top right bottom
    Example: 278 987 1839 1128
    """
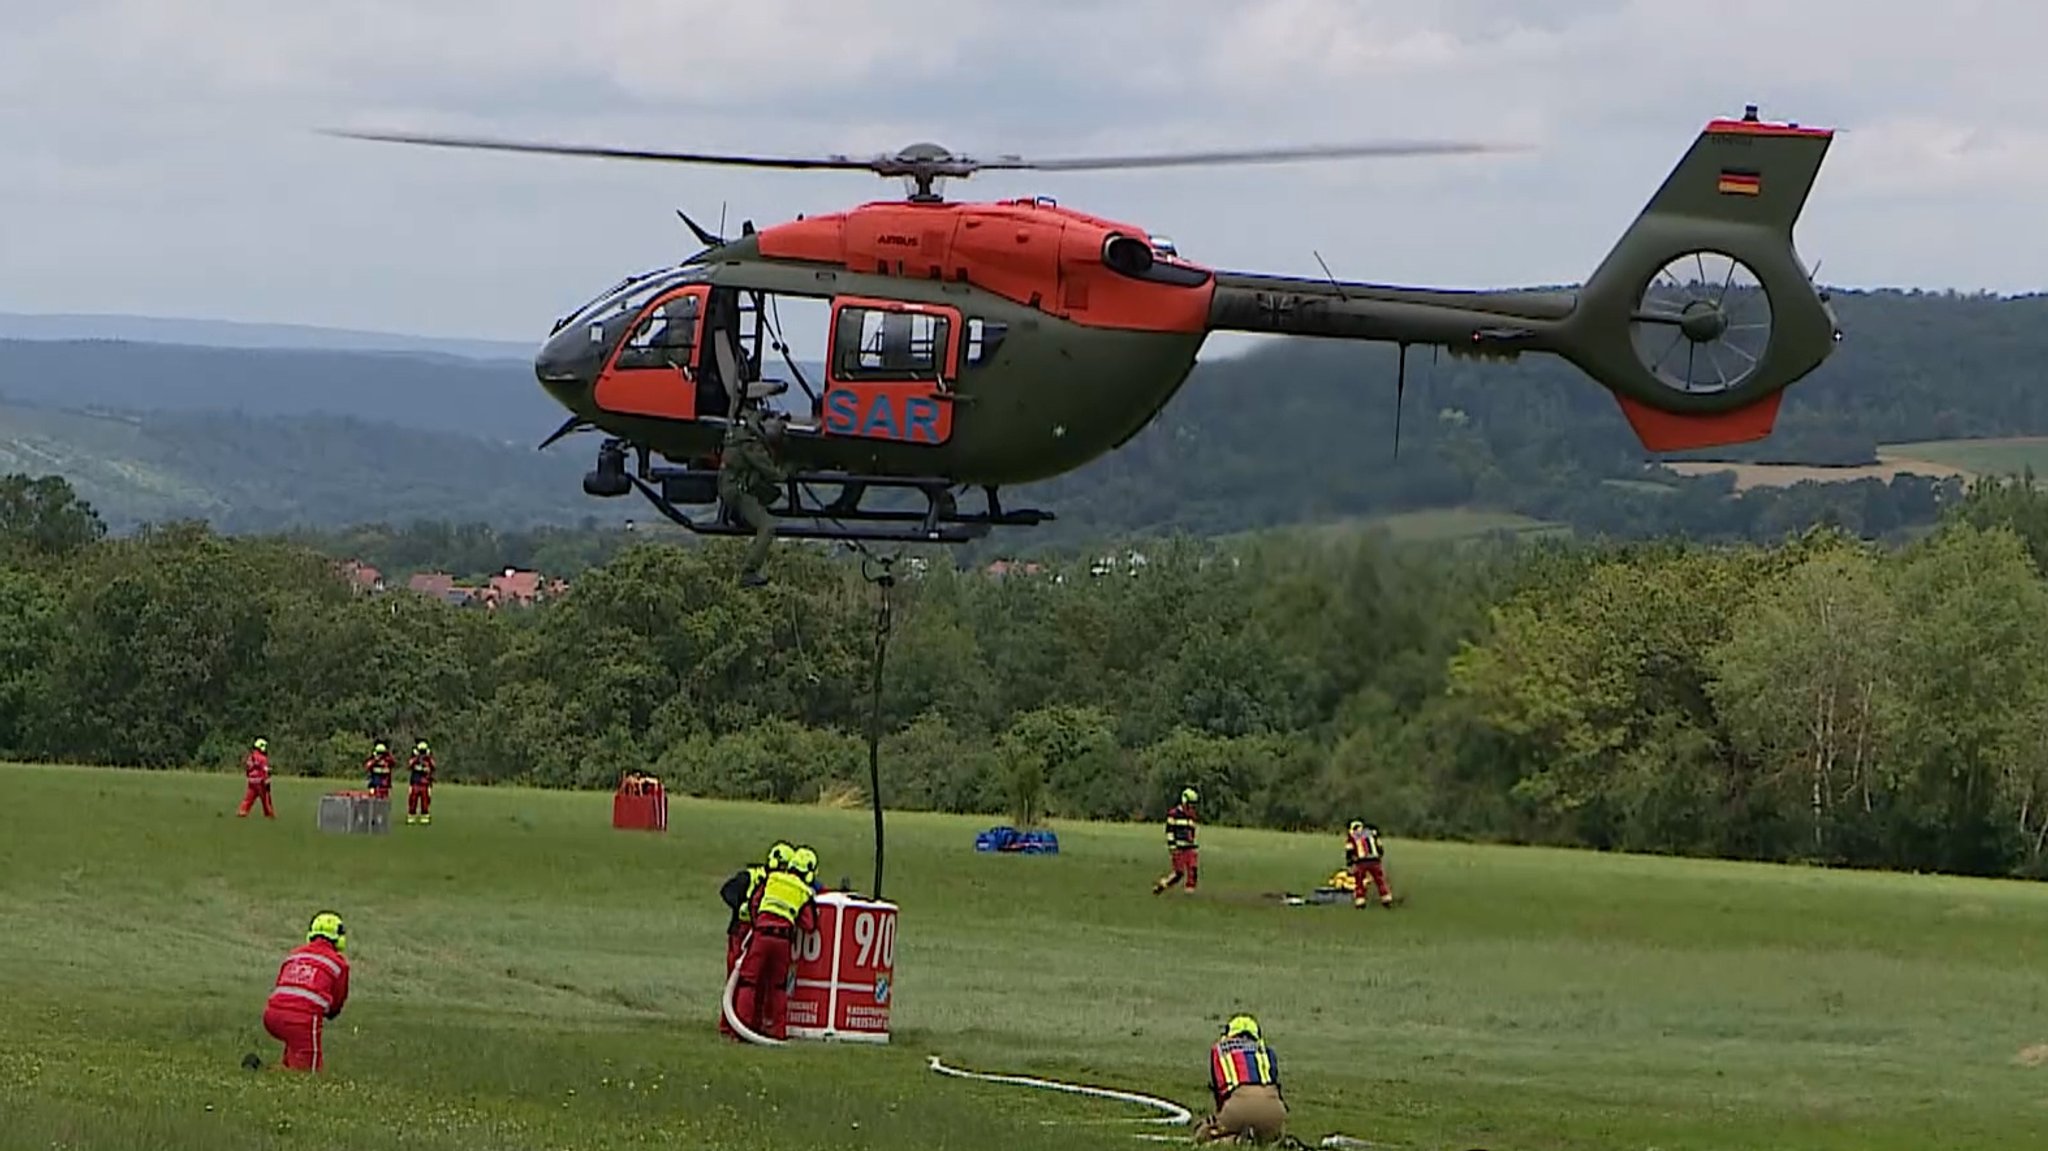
318 790 391 835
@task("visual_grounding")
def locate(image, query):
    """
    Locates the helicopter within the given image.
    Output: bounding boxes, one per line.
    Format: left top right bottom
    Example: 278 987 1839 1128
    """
332 103 1840 546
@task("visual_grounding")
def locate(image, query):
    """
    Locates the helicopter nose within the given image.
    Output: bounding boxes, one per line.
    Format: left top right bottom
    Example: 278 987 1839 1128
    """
534 324 601 408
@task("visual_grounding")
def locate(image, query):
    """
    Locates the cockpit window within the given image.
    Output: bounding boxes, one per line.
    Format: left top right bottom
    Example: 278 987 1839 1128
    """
615 294 702 371
559 266 704 334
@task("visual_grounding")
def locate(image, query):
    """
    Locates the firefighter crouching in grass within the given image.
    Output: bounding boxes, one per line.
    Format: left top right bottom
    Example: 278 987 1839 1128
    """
730 846 820 1041
719 841 792 1038
1194 1014 1288 1144
246 911 351 1073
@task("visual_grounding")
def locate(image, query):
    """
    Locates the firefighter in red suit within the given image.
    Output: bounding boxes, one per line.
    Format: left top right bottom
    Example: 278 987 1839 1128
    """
731 848 819 1040
254 911 351 1072
1345 820 1395 908
718 841 790 1038
1197 1014 1288 1143
1152 787 1200 894
237 738 274 819
363 742 396 799
405 740 436 825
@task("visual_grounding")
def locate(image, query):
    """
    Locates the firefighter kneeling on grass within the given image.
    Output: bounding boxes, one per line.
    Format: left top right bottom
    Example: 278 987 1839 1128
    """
731 846 819 1040
248 911 351 1073
1195 1014 1288 1144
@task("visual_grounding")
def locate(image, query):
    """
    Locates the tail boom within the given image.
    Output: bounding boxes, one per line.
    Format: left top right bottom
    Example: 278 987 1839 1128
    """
1203 109 1840 452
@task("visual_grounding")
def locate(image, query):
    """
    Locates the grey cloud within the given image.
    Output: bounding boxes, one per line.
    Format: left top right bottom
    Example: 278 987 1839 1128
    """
3 0 2046 347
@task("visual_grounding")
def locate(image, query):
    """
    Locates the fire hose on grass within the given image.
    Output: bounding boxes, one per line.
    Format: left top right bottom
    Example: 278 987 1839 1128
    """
925 1054 1193 1127
727 960 1404 1150
721 930 785 1047
923 1057 1413 1150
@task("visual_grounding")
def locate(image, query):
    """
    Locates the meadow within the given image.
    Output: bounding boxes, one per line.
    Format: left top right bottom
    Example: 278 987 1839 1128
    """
1230 508 1570 546
3 763 2046 1150
1658 435 2048 491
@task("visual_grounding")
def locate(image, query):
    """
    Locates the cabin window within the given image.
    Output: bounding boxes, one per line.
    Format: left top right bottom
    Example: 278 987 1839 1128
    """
615 294 701 370
834 306 951 381
964 317 1007 367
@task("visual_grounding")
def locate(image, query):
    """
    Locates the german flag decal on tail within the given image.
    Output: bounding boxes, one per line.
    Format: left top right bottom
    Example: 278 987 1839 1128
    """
1717 168 1761 195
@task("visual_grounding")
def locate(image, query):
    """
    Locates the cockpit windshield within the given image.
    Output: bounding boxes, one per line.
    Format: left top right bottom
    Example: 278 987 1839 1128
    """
552 265 708 335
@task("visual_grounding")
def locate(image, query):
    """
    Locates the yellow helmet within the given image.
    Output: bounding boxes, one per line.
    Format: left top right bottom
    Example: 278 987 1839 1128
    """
1348 820 1364 834
373 742 387 754
307 911 347 953
1181 787 1199 805
792 845 819 882
1223 1014 1260 1040
766 841 796 870
415 740 429 752
253 738 268 751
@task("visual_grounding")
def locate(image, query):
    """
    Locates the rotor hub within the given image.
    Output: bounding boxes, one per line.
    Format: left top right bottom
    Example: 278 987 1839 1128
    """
1678 299 1728 343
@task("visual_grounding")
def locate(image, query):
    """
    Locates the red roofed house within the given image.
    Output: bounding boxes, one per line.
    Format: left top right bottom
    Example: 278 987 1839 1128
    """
401 568 564 609
486 568 540 607
477 569 567 609
339 560 385 593
407 571 473 606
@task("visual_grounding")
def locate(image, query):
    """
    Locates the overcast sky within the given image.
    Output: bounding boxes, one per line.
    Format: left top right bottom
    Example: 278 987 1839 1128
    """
2 1 2043 358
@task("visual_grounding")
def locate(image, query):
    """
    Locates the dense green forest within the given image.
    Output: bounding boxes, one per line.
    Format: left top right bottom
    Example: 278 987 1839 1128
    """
12 465 2048 881
1 287 2045 541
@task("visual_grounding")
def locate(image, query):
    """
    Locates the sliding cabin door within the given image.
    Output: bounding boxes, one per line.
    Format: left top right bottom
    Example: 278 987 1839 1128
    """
821 297 960 446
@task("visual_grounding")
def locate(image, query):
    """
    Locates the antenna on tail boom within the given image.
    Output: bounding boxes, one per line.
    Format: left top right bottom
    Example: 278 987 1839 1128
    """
1315 249 1407 460
1394 343 1408 460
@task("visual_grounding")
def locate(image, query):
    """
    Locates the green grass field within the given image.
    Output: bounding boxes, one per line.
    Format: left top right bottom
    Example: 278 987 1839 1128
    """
4 764 2047 1151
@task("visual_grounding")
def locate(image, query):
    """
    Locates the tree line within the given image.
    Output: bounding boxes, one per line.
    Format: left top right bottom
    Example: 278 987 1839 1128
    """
10 468 2048 880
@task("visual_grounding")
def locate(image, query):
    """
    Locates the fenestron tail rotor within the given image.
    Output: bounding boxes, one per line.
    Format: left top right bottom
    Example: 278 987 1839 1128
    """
323 129 1522 202
1628 251 1773 396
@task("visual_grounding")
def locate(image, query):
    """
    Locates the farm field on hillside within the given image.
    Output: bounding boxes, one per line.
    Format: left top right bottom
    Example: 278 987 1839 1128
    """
1237 508 1571 545
1884 435 2048 476
1368 507 1570 542
3 764 2046 1150
1660 435 2048 491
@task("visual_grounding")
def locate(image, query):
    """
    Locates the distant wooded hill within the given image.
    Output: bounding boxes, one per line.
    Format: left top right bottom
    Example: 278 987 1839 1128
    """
0 312 537 361
0 287 2042 537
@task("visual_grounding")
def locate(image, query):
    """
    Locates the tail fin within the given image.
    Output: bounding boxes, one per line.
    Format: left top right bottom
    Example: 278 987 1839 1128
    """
1558 109 1840 451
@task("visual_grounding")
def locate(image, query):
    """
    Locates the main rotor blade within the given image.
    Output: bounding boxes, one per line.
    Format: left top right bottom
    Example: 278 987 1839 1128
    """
322 129 879 170
323 129 1523 177
982 140 1521 171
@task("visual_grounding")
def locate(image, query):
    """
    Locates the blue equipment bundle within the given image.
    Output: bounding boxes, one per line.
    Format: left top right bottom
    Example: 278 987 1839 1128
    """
973 826 1060 854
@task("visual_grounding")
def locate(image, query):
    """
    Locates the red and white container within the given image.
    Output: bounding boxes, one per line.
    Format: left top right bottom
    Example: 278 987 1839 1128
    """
785 892 897 1043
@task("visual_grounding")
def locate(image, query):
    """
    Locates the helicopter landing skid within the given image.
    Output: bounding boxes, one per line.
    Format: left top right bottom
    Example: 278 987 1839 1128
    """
626 469 1053 546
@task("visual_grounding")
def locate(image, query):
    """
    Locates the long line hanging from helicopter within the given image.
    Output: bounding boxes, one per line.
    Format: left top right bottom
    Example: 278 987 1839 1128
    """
330 105 1844 548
